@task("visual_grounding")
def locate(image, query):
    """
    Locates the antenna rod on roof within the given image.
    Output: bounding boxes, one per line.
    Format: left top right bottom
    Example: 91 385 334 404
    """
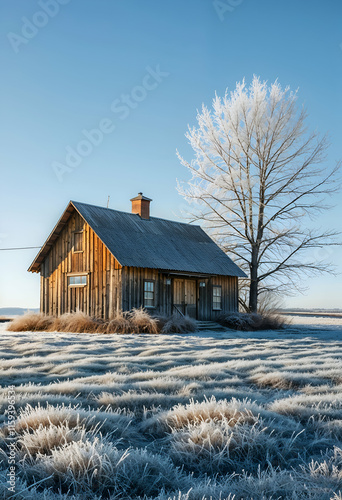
107 195 110 208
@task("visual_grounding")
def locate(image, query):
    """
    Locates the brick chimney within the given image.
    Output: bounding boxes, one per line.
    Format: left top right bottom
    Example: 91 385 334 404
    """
130 192 152 219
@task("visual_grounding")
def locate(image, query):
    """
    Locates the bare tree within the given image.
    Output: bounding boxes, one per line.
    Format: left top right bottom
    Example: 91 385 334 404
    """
177 76 341 313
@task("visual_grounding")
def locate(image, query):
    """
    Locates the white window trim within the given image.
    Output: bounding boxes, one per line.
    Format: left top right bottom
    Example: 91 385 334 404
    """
212 285 222 311
67 272 89 276
67 273 88 288
143 280 155 308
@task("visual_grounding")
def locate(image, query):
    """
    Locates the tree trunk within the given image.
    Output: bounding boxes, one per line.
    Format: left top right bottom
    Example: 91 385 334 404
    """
249 279 258 313
249 248 258 313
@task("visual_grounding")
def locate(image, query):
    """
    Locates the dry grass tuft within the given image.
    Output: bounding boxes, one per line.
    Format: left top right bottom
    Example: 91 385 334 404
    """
156 397 291 475
217 312 286 331
167 417 271 474
6 313 54 332
127 308 159 334
142 396 258 436
7 309 197 334
101 308 160 334
251 371 302 390
7 312 102 334
104 313 132 334
22 436 127 496
163 396 257 429
158 314 197 334
54 312 104 333
7 404 188 499
17 421 85 457
2 404 90 437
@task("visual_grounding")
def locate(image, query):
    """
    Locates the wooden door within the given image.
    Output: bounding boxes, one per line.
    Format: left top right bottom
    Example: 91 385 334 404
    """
184 280 197 318
173 279 185 315
173 279 197 319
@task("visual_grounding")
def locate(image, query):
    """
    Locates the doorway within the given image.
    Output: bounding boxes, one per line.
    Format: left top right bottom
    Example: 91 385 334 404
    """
173 278 197 318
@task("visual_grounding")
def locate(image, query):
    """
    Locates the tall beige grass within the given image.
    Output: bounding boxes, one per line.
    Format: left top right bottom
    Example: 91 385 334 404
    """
7 309 196 334
6 313 55 332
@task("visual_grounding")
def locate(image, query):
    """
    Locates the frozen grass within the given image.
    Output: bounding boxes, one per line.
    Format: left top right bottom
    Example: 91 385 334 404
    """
0 321 342 498
157 314 198 334
217 312 286 330
7 309 197 335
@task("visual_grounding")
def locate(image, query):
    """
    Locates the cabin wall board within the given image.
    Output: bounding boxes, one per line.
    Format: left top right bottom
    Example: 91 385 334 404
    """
40 211 122 319
122 267 174 316
210 275 238 319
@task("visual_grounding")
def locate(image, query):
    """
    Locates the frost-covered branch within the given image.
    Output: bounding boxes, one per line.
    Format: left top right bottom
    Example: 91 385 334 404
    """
177 76 341 312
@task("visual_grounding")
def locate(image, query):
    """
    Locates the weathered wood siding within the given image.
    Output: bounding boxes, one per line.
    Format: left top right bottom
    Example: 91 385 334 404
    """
122 269 238 320
121 267 172 316
196 276 238 320
210 275 238 319
40 211 122 319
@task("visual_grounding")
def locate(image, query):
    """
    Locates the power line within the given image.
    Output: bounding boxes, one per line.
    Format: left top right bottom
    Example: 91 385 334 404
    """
0 246 41 251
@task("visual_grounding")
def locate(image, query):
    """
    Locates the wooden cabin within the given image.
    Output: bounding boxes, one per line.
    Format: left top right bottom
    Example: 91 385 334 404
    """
28 194 246 320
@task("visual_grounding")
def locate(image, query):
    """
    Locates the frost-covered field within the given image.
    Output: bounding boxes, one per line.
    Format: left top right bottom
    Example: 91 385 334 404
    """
0 319 342 499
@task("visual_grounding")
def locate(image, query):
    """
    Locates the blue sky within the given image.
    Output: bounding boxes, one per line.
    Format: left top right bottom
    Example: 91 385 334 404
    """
0 0 341 309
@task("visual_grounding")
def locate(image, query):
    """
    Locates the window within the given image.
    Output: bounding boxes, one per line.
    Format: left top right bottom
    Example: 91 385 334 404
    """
68 275 87 286
73 231 83 253
144 280 155 307
213 285 222 310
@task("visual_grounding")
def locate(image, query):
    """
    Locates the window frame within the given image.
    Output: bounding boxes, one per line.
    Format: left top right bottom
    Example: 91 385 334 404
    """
143 279 155 308
67 273 88 287
72 231 84 254
212 285 222 311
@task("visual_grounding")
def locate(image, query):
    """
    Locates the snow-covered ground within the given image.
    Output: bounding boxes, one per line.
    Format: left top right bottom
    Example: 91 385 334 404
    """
282 313 342 330
0 318 341 499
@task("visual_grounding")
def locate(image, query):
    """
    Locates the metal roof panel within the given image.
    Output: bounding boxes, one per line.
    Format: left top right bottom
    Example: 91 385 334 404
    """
71 201 247 277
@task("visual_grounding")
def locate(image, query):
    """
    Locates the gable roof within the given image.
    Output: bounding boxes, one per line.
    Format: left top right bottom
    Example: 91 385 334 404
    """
28 201 247 277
